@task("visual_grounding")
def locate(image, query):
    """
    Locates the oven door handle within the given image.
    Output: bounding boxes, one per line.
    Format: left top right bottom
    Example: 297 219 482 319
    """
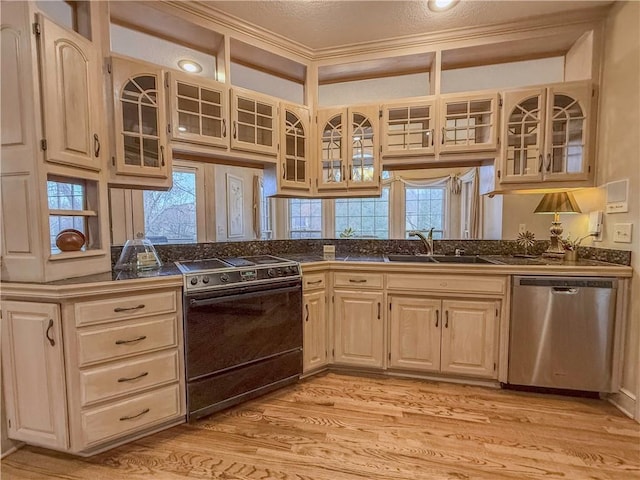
188 284 301 308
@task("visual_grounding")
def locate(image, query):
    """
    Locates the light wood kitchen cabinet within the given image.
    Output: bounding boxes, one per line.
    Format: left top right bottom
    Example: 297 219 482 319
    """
1 301 69 450
333 289 384 368
37 14 104 172
388 296 499 379
499 81 592 185
230 87 279 156
440 299 499 378
317 105 381 193
381 98 437 158
438 92 500 154
303 289 328 372
168 71 228 149
111 56 170 182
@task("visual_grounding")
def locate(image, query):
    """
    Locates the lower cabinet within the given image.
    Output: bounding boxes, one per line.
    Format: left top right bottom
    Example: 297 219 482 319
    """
1 301 69 450
333 289 384 368
303 289 328 372
1 286 185 454
389 296 499 379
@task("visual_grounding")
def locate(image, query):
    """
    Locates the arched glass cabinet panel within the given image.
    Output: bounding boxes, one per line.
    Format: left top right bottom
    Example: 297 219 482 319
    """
318 111 346 189
280 104 310 191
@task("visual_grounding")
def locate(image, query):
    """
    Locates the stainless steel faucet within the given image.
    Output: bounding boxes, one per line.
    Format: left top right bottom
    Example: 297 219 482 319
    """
409 228 435 255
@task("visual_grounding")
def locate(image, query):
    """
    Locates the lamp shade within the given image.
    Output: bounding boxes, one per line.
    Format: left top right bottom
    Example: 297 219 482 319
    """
534 192 582 214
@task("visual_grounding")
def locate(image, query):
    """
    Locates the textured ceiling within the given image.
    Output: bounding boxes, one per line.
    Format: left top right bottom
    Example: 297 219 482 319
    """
202 1 613 50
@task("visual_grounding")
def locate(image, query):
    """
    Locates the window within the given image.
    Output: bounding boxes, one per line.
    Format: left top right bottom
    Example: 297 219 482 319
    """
143 169 197 243
405 186 446 238
289 198 322 238
335 187 389 238
48 179 87 252
259 179 273 240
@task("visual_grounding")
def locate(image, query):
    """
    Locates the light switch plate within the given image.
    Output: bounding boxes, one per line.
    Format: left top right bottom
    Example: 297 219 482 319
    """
613 223 632 243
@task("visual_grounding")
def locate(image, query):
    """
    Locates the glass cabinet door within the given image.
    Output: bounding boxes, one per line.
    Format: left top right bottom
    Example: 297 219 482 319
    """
230 88 278 156
348 105 380 189
439 93 499 153
169 71 228 149
112 57 169 179
544 83 591 181
500 88 546 183
280 103 310 191
381 100 436 157
317 108 346 190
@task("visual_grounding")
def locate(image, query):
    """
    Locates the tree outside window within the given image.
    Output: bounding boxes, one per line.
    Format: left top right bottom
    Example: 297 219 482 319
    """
289 198 322 238
405 186 446 238
335 187 389 238
143 170 197 243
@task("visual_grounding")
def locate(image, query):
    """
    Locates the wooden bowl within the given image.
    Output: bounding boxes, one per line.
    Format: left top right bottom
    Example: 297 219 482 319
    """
55 229 86 252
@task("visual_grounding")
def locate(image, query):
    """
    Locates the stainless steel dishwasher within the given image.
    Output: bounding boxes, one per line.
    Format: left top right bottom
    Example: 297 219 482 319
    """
508 276 617 392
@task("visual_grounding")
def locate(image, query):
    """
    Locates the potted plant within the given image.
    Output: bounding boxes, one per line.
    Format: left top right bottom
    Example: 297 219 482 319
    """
560 233 595 261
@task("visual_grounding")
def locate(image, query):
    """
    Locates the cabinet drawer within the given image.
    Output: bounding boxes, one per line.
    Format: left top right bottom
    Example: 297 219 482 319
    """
303 273 326 291
333 272 383 289
386 274 506 295
74 291 177 327
79 350 180 406
81 384 181 447
77 315 177 366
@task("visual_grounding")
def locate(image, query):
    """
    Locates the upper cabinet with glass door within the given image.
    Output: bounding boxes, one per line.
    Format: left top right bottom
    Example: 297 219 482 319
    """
280 103 311 193
317 105 380 193
381 99 437 158
438 92 499 154
37 14 104 173
168 71 228 149
111 57 170 181
230 88 278 156
499 81 592 185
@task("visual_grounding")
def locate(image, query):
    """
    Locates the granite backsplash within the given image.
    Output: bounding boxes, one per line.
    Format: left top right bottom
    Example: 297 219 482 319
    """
111 240 632 267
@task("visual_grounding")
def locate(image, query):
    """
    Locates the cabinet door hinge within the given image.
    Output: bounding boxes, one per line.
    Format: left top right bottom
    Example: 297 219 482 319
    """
379 109 383 118
33 22 41 36
494 362 497 371
167 124 171 134
164 72 169 89
111 156 116 167
332 348 335 357
7 419 11 428
588 165 591 173
389 302 392 311
331 295 334 303
496 308 498 317
107 61 112 74
315 178 318 187
40 139 47 151
497 170 501 179
388 352 391 361
592 88 596 98
499 96 503 107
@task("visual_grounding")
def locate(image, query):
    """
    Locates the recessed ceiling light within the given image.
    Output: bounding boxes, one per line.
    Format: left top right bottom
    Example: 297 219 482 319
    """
178 59 202 73
427 0 459 12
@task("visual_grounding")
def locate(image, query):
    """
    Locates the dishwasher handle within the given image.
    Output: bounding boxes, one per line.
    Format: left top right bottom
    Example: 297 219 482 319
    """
552 287 578 295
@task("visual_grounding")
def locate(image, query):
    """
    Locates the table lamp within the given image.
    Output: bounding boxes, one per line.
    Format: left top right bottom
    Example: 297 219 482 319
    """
534 192 582 256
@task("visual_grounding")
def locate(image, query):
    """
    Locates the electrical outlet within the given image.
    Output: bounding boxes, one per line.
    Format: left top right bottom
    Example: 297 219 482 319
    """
613 223 632 243
518 224 527 234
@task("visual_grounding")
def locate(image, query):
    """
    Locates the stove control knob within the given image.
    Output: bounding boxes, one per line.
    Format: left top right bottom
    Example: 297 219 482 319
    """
220 273 229 283
267 268 276 278
190 277 198 286
202 276 210 284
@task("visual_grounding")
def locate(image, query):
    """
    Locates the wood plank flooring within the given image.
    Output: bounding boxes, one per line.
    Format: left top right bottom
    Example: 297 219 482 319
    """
2 372 639 479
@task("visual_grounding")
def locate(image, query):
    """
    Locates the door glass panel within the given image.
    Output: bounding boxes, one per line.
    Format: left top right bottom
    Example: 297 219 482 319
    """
387 105 432 151
178 97 199 114
256 103 272 116
142 138 159 167
551 94 585 175
122 102 139 133
238 111 255 125
202 103 220 117
256 128 272 147
141 105 158 135
177 82 198 99
202 117 221 137
297 160 306 182
257 116 272 128
123 135 141 166
506 96 541 176
238 124 255 143
286 157 296 181
284 110 306 185
237 97 255 112
201 89 220 104
352 113 375 182
321 115 343 184
179 112 200 134
444 99 493 147
135 76 156 91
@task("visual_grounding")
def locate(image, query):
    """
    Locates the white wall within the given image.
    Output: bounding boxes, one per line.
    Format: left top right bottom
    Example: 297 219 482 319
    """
230 63 304 104
596 0 640 419
319 72 430 106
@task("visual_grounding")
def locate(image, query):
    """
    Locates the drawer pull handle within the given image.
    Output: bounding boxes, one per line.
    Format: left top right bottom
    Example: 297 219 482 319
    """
114 304 145 313
445 311 449 328
119 408 150 421
306 280 322 285
117 371 149 383
46 319 55 346
349 279 367 283
115 335 147 345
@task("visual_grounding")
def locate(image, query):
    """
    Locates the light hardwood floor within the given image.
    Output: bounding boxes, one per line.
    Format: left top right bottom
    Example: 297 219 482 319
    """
2 372 639 479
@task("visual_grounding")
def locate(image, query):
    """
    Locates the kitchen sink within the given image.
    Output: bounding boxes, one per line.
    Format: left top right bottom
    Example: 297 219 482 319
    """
431 255 501 264
385 254 438 263
385 255 502 264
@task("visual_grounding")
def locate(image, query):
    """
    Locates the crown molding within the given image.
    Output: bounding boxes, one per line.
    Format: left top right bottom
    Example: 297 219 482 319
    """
163 1 611 64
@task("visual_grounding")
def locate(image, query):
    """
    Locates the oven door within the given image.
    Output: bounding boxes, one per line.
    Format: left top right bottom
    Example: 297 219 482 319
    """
184 279 302 419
